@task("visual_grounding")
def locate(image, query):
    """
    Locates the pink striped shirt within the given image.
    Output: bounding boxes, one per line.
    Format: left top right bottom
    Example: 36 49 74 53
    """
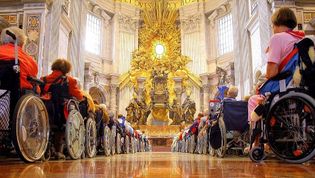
267 32 302 65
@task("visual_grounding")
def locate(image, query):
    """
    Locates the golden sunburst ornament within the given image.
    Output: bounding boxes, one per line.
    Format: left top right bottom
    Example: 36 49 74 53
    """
154 42 166 58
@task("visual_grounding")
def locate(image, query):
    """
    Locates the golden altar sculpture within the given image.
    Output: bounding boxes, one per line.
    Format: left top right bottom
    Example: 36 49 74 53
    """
120 0 200 128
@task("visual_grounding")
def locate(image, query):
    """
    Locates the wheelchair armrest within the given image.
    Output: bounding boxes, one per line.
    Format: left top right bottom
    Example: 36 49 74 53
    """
268 71 292 81
27 76 45 86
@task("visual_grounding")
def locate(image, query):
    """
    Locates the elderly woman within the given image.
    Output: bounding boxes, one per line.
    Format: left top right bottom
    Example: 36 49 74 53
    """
0 27 38 91
246 7 304 153
41 58 83 101
41 59 83 159
249 7 304 123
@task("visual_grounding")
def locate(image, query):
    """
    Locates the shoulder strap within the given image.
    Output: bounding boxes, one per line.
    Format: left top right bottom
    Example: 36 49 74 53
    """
279 48 299 72
52 75 66 84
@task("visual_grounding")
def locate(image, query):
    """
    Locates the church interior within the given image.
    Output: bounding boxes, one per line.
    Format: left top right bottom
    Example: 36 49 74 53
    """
0 0 315 177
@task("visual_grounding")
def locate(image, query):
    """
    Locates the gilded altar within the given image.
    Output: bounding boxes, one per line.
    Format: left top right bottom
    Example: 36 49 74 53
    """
120 0 200 126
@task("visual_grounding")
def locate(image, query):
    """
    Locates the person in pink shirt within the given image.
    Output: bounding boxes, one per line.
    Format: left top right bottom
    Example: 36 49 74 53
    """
246 7 304 152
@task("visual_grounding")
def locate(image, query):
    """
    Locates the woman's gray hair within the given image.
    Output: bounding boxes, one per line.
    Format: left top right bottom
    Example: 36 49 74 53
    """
0 27 27 47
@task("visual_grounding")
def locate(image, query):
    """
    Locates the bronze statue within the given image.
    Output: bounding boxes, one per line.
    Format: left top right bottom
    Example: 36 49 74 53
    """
126 93 150 125
126 93 141 125
137 97 150 125
181 95 196 123
169 98 182 125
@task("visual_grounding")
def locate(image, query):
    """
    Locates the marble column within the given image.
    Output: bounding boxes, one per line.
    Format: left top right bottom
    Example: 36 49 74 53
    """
200 73 210 113
68 0 87 82
110 74 119 117
43 0 63 75
232 0 251 98
173 77 183 105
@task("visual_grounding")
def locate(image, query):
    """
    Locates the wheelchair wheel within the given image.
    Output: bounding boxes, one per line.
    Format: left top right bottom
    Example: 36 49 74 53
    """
202 135 208 154
65 109 85 160
85 117 97 158
189 135 196 153
125 136 130 154
140 139 145 152
266 91 315 163
12 94 49 163
249 147 266 163
111 126 116 155
116 133 122 154
103 126 111 156
134 138 138 152
209 145 215 156
209 117 227 157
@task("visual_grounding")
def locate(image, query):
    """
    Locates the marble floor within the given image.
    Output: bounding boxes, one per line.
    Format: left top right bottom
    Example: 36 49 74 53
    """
0 152 314 178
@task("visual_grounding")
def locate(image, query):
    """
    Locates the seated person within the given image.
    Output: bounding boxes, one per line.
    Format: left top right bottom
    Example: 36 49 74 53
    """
249 7 304 123
41 58 83 101
189 113 204 136
0 27 38 92
41 59 83 159
247 7 303 152
223 86 238 101
117 114 126 129
0 27 39 119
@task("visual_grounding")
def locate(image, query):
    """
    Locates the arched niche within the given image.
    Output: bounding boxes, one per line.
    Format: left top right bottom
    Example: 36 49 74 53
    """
89 85 109 105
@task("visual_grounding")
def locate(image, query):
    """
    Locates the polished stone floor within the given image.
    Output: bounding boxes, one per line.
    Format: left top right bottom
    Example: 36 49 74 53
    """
0 152 315 178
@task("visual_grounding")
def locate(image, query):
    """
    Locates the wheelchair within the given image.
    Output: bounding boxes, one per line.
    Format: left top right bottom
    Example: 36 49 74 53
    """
79 98 97 158
0 45 49 162
42 79 85 160
94 106 111 156
249 38 315 163
249 88 315 163
207 99 249 157
143 135 151 152
195 118 209 154
64 99 85 159
179 129 189 153
125 123 135 154
171 135 179 152
107 117 120 155
114 120 124 154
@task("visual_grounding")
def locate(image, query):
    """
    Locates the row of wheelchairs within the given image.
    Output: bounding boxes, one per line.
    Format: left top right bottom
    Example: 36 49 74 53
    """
0 66 151 162
173 37 315 164
172 86 315 164
171 99 250 157
0 32 150 163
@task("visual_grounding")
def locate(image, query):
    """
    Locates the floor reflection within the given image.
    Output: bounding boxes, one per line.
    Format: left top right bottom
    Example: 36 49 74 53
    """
0 153 314 178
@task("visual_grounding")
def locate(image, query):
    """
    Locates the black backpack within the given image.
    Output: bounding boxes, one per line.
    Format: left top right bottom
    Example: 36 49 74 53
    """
296 38 315 97
43 75 70 103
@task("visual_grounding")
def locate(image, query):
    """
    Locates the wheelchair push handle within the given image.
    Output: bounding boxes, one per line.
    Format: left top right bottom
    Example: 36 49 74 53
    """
27 76 45 86
6 30 16 40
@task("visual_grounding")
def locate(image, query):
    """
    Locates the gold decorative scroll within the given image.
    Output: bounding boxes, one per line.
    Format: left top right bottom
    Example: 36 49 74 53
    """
113 0 205 9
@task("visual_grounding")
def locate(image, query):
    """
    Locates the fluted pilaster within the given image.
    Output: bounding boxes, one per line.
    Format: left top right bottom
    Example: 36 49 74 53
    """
110 74 119 117
69 0 87 82
232 0 251 98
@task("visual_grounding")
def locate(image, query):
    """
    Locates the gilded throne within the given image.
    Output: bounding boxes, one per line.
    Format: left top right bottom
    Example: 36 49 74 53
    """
149 71 170 125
